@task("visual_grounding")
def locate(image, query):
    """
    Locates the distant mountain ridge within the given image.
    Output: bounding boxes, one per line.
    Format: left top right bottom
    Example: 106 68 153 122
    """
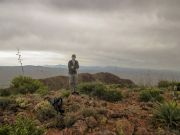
1 65 180 87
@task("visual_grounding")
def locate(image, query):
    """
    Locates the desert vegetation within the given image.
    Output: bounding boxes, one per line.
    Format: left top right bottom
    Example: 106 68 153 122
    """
11 76 48 95
0 116 44 135
0 74 180 135
78 82 123 102
153 101 180 129
139 88 164 102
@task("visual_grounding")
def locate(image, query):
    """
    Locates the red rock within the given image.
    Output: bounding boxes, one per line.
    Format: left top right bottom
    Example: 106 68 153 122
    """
116 119 134 135
134 127 149 135
86 116 98 128
72 120 88 135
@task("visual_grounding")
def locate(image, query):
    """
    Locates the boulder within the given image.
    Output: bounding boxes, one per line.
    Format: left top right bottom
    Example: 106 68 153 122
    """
72 120 88 135
134 127 149 135
109 111 129 119
86 116 98 128
116 119 134 135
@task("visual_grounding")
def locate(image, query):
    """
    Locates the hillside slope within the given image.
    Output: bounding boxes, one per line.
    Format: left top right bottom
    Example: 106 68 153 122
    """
1 88 179 135
39 72 135 90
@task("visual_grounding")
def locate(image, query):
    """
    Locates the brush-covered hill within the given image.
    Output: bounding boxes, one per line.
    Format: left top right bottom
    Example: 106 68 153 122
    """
39 72 135 90
0 74 180 135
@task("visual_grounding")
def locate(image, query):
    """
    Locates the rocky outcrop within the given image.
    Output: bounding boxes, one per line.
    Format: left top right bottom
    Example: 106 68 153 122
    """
39 72 134 90
39 76 69 90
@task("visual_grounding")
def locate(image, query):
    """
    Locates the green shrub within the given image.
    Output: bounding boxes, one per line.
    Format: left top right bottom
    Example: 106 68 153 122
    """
34 101 56 122
81 107 98 118
102 90 123 102
108 83 136 89
0 97 13 110
54 115 65 129
139 89 164 102
0 125 11 135
35 86 48 96
78 82 104 95
15 97 29 109
61 90 71 98
64 114 77 128
0 116 44 135
92 84 106 97
13 116 44 135
158 81 170 88
0 88 11 97
78 82 122 102
96 108 108 115
153 101 180 129
67 103 81 112
11 76 48 94
173 91 180 100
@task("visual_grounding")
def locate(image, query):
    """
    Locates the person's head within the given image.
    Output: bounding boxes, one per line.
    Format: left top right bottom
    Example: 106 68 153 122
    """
72 54 76 60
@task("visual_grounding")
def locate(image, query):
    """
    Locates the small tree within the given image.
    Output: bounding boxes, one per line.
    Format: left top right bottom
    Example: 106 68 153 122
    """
16 49 24 75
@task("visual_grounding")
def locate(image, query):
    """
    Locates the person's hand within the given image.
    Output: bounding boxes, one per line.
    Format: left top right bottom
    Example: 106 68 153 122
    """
71 66 74 69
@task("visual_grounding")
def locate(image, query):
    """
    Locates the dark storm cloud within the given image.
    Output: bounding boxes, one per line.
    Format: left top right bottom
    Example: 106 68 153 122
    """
0 0 180 70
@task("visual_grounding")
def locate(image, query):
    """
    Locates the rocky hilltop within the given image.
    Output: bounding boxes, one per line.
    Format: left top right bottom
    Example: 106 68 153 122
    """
0 73 179 135
39 72 134 90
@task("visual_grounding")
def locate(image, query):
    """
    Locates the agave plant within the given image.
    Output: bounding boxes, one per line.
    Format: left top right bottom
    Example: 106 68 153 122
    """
153 100 180 129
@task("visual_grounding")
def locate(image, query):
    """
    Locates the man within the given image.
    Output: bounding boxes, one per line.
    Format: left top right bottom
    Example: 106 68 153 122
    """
173 84 180 100
68 54 79 95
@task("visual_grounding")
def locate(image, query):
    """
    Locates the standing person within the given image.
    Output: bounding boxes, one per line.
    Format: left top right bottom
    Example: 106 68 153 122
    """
68 54 79 95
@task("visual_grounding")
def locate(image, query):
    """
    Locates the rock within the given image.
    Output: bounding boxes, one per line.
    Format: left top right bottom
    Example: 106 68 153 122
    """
101 102 107 107
92 130 116 135
3 116 14 125
109 111 128 119
0 116 4 125
44 120 56 128
72 120 88 135
16 112 28 117
99 116 108 125
147 102 154 107
8 104 18 112
34 119 41 126
156 127 166 135
86 116 98 128
45 129 62 135
62 127 85 135
141 106 149 111
140 102 153 110
0 111 3 116
134 127 149 135
116 119 134 135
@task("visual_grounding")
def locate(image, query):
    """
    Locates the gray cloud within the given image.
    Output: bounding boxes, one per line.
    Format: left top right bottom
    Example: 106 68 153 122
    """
0 0 180 70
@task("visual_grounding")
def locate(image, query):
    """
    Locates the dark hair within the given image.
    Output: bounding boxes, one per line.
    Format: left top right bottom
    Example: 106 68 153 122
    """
72 54 76 58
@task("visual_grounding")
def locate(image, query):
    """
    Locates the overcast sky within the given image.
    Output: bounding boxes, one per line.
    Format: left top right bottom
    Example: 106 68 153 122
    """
0 0 180 71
